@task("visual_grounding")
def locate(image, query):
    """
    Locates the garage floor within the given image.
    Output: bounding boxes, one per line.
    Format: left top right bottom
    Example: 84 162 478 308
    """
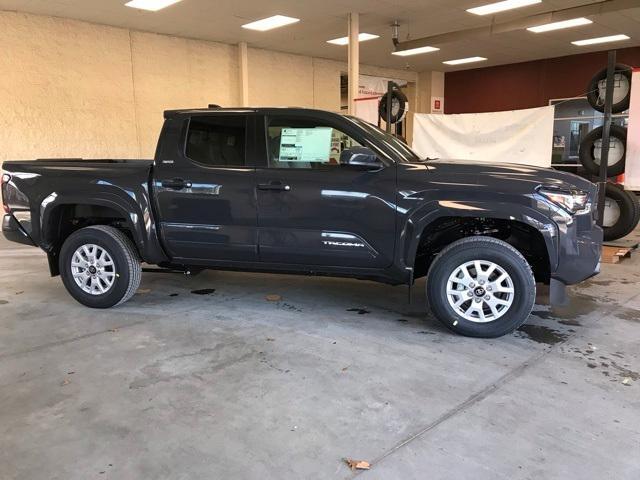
1 233 639 480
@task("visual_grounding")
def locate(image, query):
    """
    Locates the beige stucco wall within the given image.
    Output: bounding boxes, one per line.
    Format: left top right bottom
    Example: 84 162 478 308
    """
0 12 139 160
0 10 424 161
130 31 239 157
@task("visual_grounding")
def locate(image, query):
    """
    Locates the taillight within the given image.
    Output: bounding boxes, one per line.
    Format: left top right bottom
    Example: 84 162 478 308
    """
1 172 10 214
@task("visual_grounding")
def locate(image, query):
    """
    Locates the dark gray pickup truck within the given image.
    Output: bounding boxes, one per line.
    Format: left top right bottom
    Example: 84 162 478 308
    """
2 107 602 337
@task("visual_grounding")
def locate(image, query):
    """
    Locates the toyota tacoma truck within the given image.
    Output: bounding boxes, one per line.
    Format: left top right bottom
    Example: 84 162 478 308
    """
1 107 601 337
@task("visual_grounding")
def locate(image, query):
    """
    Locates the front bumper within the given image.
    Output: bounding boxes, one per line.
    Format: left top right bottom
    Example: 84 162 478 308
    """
2 213 36 246
552 218 602 286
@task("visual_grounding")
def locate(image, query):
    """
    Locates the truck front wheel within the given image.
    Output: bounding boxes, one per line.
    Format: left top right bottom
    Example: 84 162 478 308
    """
59 225 142 308
426 236 536 338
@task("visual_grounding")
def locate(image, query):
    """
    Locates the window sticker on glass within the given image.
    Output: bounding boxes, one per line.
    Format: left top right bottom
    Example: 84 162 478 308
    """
279 127 333 162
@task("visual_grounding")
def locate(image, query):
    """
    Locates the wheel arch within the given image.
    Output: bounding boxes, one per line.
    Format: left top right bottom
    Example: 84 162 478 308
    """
400 205 557 283
39 191 167 274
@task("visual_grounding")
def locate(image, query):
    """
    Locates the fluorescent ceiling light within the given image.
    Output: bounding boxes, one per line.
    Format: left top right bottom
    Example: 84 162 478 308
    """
572 34 630 46
125 0 182 11
392 46 440 56
241 15 300 31
443 56 488 65
467 0 541 16
528 17 592 33
327 33 380 45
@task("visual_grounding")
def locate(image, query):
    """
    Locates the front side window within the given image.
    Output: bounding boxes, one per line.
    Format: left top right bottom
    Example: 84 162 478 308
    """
186 116 246 166
267 117 363 169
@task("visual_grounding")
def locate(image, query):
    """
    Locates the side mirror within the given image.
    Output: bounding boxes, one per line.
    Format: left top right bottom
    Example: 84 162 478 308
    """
339 146 383 169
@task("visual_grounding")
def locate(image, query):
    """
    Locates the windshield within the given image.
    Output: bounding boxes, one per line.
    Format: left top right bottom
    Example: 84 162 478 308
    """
346 116 421 163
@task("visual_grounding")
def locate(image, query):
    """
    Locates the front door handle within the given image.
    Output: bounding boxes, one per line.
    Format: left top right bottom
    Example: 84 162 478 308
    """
257 182 291 192
162 178 192 190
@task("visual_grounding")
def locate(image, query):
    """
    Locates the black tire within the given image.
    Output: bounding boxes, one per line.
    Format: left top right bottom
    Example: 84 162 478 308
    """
378 89 408 124
587 64 632 114
579 125 627 177
426 237 536 338
602 183 640 242
59 225 142 308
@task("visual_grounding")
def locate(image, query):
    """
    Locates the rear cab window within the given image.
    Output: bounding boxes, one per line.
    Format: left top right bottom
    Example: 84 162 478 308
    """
186 115 247 167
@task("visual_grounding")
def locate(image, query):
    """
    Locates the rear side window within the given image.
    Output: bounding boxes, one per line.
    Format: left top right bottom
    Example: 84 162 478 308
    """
186 116 246 166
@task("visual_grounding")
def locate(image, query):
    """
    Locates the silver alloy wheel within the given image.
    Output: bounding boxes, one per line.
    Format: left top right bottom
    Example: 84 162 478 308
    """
594 136 625 166
446 260 515 323
71 244 117 295
603 197 621 228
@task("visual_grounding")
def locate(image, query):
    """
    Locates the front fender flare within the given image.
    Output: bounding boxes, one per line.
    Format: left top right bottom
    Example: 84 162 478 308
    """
398 200 558 272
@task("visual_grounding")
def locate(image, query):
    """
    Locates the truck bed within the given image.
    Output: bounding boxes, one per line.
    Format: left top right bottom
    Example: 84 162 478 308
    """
2 158 164 264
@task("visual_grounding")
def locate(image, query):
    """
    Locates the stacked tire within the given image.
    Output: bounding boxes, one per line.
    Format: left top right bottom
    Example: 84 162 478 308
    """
602 183 640 242
378 89 408 124
580 63 639 241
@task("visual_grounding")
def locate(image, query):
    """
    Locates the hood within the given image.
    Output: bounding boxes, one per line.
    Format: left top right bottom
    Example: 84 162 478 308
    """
398 159 597 196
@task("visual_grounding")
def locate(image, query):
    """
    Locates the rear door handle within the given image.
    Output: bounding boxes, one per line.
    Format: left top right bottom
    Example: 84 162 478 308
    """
162 178 192 190
257 182 291 192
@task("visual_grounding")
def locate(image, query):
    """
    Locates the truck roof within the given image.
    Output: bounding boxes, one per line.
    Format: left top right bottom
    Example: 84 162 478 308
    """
163 107 345 119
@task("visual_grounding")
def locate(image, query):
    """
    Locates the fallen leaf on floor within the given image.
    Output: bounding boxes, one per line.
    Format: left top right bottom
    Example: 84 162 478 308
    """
622 377 632 386
136 288 152 295
341 366 349 372
61 379 71 386
109 328 119 333
67 371 75 375
15 291 24 295
0 300 8 305
345 459 370 470
265 294 282 302
266 337 275 342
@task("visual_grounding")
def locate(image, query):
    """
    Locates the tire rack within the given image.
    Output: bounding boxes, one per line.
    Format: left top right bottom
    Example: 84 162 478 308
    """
596 51 618 227
378 80 406 138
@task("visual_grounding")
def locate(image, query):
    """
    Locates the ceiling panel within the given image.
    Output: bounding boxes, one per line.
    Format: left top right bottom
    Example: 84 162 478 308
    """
0 0 638 71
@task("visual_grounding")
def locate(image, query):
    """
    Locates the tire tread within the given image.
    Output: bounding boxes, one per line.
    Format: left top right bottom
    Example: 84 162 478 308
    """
80 225 141 306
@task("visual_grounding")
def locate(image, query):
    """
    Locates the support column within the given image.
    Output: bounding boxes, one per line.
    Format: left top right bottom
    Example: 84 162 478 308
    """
238 41 249 107
347 13 359 115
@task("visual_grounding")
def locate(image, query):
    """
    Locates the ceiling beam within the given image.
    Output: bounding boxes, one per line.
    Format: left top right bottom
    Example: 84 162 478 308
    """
393 0 639 52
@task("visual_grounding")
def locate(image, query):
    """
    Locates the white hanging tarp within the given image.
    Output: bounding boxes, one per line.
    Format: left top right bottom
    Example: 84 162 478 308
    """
412 106 555 168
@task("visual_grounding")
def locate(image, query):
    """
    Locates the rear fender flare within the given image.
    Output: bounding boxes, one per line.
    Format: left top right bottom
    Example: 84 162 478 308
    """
39 191 162 263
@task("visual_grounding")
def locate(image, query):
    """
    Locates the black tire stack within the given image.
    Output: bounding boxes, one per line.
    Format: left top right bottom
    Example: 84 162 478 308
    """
580 63 639 241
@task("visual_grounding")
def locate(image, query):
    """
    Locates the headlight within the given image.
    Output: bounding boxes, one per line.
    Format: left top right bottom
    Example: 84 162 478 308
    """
539 188 591 215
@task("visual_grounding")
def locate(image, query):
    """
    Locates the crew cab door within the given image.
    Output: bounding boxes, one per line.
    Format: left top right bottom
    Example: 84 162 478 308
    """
152 113 258 262
255 113 397 268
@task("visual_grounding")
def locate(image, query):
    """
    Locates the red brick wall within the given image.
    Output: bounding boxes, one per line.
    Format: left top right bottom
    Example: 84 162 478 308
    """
444 47 640 114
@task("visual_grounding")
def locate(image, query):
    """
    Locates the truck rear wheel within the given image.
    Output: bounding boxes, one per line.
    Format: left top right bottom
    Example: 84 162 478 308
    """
426 236 536 338
59 225 141 308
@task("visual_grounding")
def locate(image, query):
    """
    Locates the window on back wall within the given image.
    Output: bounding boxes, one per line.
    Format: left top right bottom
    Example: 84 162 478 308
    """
186 115 247 167
549 97 628 166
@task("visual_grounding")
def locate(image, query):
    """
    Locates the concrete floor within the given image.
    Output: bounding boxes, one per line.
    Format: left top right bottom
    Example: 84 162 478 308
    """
1 233 639 480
